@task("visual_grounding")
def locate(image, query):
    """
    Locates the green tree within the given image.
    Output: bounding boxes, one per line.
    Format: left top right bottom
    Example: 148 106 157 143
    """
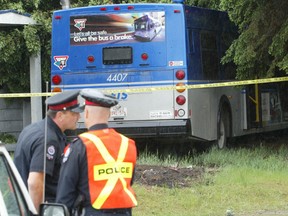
186 0 288 79
186 0 221 10
0 0 61 93
219 0 288 79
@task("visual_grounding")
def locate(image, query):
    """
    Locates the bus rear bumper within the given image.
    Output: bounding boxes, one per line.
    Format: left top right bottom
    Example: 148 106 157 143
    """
108 119 191 138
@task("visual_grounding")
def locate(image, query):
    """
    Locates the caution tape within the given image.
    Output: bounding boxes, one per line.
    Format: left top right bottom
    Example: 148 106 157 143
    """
0 92 55 98
1 76 288 98
105 76 288 93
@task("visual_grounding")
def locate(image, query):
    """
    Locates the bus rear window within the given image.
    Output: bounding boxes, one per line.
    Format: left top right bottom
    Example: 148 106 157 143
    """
103 46 132 65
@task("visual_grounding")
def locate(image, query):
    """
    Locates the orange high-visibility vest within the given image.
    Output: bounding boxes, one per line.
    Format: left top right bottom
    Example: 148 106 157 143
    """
79 129 137 209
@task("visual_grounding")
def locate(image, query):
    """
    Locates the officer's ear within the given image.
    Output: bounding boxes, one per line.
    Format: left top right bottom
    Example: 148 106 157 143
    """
85 107 89 119
56 110 67 122
55 110 63 121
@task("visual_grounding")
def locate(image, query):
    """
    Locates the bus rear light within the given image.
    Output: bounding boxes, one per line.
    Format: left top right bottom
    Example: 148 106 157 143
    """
175 70 185 80
141 53 148 60
174 10 181 13
52 75 62 85
114 7 120 10
87 55 95 63
176 95 186 105
54 15 62 20
100 7 107 11
176 83 185 93
52 87 62 92
127 6 134 10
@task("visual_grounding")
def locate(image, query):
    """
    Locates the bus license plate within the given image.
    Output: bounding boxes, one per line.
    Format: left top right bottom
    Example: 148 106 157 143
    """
111 106 127 117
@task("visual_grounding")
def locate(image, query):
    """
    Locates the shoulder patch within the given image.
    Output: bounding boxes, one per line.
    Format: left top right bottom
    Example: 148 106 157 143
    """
47 145 55 160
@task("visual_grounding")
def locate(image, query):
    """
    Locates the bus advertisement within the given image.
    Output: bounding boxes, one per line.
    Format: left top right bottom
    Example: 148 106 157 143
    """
51 0 288 148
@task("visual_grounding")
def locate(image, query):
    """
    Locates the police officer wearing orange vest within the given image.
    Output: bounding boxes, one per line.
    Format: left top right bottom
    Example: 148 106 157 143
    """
56 89 137 216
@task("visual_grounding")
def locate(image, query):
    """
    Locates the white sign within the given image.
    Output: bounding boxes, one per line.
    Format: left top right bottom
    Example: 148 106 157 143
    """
111 106 127 117
150 110 173 119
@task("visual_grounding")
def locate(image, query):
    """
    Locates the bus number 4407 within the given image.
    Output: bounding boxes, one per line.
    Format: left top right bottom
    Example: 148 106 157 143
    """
107 73 128 82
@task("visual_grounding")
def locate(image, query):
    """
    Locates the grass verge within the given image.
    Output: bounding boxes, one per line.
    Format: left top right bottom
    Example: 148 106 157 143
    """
133 144 288 216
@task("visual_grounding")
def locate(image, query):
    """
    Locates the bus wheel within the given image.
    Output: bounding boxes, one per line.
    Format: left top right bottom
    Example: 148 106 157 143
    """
217 114 227 149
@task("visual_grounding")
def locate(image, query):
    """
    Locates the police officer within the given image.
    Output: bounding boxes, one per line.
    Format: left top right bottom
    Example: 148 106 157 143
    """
56 89 138 216
14 90 83 212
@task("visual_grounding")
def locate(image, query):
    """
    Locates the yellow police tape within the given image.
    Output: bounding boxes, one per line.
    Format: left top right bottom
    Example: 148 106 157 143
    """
0 92 56 98
0 76 287 98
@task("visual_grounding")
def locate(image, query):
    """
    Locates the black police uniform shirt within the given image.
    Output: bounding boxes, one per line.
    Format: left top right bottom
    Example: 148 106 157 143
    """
56 124 105 211
14 116 66 202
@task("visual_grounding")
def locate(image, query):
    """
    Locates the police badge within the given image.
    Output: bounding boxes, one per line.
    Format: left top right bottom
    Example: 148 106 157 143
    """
63 146 71 163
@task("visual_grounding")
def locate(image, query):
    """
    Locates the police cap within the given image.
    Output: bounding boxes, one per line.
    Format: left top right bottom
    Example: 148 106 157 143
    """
80 89 118 108
46 90 83 113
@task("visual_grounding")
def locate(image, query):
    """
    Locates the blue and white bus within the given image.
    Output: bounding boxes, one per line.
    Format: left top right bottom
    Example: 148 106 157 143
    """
51 0 288 148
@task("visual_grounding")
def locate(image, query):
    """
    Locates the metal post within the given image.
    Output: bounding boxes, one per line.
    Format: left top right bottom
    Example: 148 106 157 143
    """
60 0 70 9
30 52 42 123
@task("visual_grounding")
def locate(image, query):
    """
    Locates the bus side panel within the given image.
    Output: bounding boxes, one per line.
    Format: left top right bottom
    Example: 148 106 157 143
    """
188 86 243 141
188 88 213 140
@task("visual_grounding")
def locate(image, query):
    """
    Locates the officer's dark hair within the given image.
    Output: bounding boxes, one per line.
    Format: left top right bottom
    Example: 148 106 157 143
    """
47 109 72 119
47 110 58 119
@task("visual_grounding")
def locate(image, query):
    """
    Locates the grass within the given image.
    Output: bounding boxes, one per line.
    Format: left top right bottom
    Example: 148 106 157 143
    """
133 142 288 216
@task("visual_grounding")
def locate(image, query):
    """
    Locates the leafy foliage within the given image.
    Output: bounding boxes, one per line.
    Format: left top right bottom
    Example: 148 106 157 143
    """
187 0 221 10
0 0 287 93
0 132 17 143
0 1 60 92
220 0 288 79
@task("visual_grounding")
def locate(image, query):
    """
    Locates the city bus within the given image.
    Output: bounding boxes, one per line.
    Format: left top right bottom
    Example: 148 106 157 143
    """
51 0 288 148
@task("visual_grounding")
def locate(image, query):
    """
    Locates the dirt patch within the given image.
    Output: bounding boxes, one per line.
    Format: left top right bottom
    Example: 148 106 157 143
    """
134 164 216 188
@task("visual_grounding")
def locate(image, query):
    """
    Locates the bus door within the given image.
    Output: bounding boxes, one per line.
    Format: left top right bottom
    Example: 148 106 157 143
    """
245 84 262 129
260 84 283 125
245 83 284 129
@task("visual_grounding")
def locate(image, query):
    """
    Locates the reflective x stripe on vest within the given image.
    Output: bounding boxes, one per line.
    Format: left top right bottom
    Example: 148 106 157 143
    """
80 133 137 209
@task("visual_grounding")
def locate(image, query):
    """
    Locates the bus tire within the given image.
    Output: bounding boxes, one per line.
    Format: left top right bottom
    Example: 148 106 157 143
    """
216 97 232 149
217 114 227 149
